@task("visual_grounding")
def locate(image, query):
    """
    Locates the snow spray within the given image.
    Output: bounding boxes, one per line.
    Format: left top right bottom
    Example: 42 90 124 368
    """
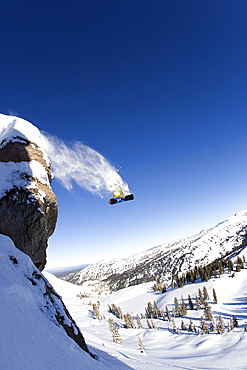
41 132 130 197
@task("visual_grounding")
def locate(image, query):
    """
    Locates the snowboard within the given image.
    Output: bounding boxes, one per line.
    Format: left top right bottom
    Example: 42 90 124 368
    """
108 193 134 205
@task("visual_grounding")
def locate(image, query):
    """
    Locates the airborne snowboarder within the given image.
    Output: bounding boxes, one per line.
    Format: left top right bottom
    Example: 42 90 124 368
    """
108 185 134 205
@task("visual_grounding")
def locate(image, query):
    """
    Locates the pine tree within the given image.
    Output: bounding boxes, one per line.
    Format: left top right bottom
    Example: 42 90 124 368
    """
188 319 193 332
145 302 154 318
161 284 167 293
228 259 234 273
180 296 187 316
181 320 186 331
165 306 171 321
209 320 215 332
236 256 244 270
146 319 156 329
108 319 122 344
136 314 144 329
199 266 206 281
213 265 218 278
171 318 177 333
116 306 123 319
198 288 204 305
212 288 218 304
153 301 161 318
150 319 156 329
195 295 201 310
233 315 238 327
216 315 225 334
92 303 101 320
203 286 209 301
219 260 225 275
191 270 196 283
138 337 146 354
204 301 213 321
236 263 241 272
205 265 212 280
200 316 209 334
188 294 194 310
174 297 180 317
153 279 160 292
186 270 192 283
174 274 179 287
230 315 238 329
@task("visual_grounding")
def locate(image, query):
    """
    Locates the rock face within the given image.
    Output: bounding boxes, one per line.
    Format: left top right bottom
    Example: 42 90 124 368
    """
0 114 58 270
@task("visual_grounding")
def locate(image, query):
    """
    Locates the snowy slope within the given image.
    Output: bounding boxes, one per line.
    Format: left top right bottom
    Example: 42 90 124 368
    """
0 235 131 370
70 210 247 289
3 219 246 369
47 256 247 369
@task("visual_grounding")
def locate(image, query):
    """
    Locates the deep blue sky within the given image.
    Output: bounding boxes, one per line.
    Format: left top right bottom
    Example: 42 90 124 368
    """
1 1 247 268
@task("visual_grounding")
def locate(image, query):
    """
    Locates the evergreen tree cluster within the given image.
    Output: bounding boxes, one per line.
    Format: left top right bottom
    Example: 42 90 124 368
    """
153 256 245 293
145 301 164 319
153 279 167 293
171 314 238 335
167 286 239 335
108 303 123 319
173 296 187 317
123 313 136 328
88 254 244 344
172 256 245 288
108 302 158 330
107 287 239 337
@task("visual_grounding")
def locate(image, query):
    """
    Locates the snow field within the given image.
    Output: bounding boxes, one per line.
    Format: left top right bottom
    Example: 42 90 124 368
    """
1 230 247 368
47 261 247 369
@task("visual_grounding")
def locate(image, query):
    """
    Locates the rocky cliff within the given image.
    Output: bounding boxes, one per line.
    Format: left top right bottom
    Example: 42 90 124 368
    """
0 114 58 270
0 114 92 358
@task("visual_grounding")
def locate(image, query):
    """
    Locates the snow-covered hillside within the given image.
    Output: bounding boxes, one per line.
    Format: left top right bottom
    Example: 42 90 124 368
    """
0 235 130 370
2 225 247 369
69 211 247 290
47 250 247 369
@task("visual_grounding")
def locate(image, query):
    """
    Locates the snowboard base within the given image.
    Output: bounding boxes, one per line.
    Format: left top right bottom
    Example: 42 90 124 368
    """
108 193 134 205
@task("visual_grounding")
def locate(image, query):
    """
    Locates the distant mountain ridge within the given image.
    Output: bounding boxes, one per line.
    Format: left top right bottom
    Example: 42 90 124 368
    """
69 211 247 290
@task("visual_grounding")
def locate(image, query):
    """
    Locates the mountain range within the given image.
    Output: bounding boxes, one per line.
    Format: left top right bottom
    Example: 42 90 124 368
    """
68 210 247 290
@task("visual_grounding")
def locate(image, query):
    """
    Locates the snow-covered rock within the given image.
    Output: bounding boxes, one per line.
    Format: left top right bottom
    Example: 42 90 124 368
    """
0 114 58 270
